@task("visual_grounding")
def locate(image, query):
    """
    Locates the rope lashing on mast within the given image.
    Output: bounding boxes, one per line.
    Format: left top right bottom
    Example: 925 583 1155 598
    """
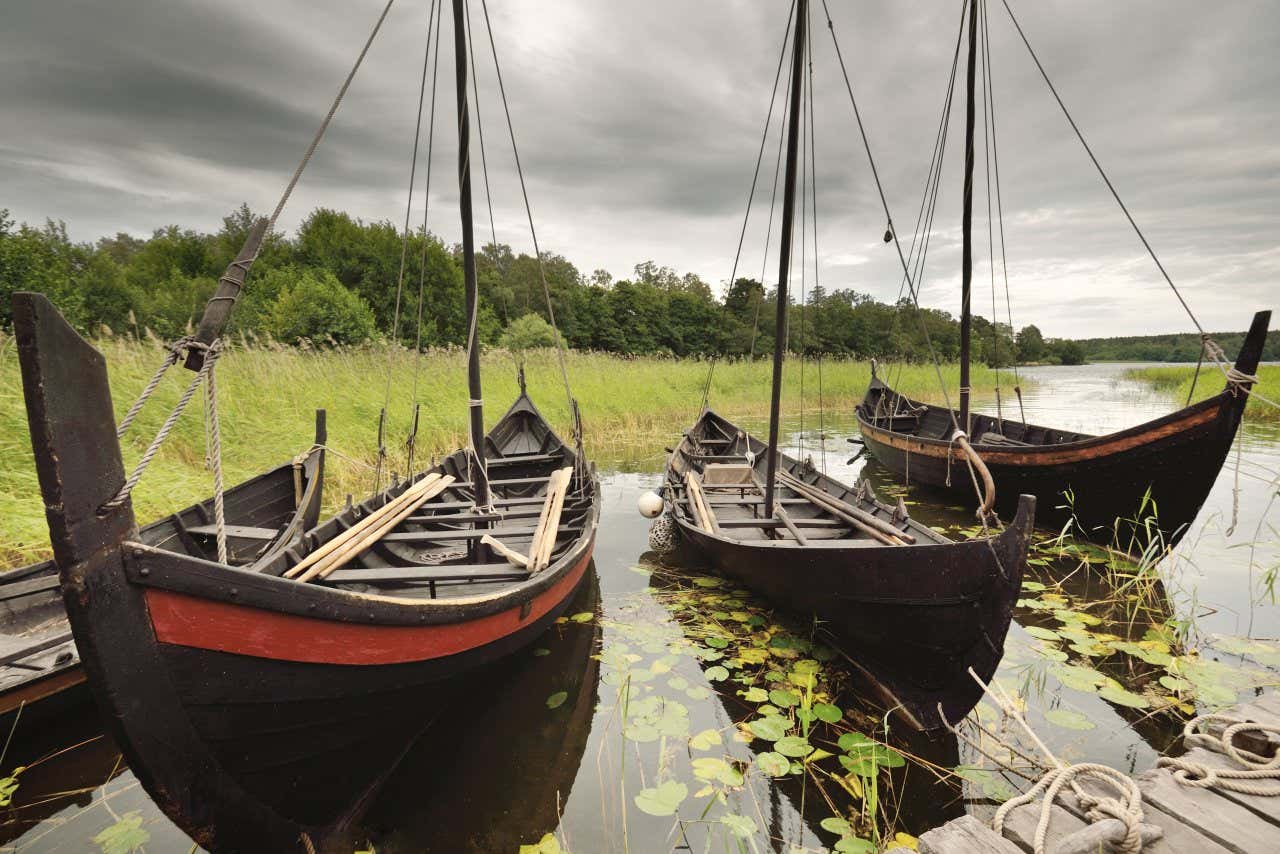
1157 714 1280 797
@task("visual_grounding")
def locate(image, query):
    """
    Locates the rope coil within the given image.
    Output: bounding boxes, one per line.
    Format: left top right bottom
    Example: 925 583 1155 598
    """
993 763 1147 854
1157 714 1280 797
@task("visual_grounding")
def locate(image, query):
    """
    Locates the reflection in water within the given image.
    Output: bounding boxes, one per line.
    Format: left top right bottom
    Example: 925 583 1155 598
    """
0 363 1276 849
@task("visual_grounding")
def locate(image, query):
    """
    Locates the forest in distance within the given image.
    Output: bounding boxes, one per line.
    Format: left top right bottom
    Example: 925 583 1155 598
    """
2 203 1274 364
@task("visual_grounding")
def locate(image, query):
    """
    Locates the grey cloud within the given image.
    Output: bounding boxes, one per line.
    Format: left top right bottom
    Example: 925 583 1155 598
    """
1 0 1276 337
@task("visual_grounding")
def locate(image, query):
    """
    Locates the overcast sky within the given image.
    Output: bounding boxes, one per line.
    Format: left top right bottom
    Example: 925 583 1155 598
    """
2 0 1275 337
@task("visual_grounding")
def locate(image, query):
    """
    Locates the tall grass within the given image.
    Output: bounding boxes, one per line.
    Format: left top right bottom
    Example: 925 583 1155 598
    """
1123 364 1280 423
0 333 1004 565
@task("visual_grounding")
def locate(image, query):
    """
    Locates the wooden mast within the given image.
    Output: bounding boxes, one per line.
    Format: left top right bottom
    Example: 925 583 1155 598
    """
958 0 978 433
763 0 807 519
453 0 489 508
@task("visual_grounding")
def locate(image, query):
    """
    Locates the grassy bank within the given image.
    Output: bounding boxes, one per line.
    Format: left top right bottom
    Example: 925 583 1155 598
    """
0 334 1003 564
1123 364 1280 423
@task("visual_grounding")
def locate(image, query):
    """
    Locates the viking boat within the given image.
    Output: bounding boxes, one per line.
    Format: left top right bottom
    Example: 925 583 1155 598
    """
855 0 1271 549
0 422 326 727
659 0 1033 731
15 0 598 849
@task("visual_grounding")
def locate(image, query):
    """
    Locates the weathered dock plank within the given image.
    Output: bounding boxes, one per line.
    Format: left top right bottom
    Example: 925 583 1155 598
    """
1172 747 1280 825
918 814 1023 854
1136 768 1277 853
1060 784 1233 854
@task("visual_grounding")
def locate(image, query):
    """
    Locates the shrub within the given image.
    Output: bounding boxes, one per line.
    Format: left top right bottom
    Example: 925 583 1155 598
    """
267 269 377 345
500 313 560 352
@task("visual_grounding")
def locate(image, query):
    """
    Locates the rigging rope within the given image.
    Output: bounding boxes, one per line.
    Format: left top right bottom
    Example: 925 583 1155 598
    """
981 0 1026 424
266 0 396 236
820 0 968 435
478 0 574 416
996 0 1201 337
379 0 439 492
408 0 445 473
711 0 795 401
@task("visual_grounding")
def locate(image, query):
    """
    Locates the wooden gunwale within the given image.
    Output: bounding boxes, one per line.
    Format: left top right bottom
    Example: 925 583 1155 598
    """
857 387 1225 466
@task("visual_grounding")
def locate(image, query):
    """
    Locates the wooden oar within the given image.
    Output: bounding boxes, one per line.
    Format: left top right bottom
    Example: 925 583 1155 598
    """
684 471 720 534
301 475 456 582
778 471 915 544
284 474 443 579
778 472 909 546
774 506 809 545
529 467 573 573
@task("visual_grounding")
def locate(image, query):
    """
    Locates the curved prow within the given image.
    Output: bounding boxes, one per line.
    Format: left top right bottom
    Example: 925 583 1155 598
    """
1232 309 1272 381
13 292 136 569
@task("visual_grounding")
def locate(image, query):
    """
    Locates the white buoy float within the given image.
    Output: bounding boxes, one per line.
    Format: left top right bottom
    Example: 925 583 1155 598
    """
637 489 664 518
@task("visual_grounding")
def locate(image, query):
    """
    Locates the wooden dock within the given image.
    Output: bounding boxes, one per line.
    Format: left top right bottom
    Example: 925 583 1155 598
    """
896 693 1280 854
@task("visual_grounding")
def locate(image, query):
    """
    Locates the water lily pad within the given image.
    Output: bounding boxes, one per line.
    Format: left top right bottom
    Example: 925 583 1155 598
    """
690 729 722 750
820 817 852 835
569 611 594 623
1097 684 1150 709
719 813 757 838
705 636 730 649
837 732 875 751
747 716 788 741
692 757 743 786
738 648 769 665
1044 708 1096 730
685 686 713 701
667 676 690 691
839 754 877 776
93 811 150 854
533 648 550 657
634 780 688 817
769 688 800 707
740 687 768 703
693 576 723 588
705 665 730 682
623 723 659 742
756 751 791 777
545 691 568 709
775 735 813 757
1023 626 1061 641
834 838 876 853
1052 663 1108 693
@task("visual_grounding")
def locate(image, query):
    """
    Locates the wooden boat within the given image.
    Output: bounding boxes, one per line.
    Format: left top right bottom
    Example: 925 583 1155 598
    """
13 0 598 848
858 312 1270 548
15 291 598 850
0 422 326 727
855 0 1271 550
660 0 1032 731
665 410 1031 730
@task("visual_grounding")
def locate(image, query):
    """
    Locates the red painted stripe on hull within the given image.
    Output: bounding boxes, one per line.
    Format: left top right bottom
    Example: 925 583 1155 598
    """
145 549 591 665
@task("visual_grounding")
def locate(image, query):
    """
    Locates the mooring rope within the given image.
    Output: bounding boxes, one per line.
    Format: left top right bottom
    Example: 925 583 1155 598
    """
102 340 223 512
1157 714 1280 796
993 763 1147 854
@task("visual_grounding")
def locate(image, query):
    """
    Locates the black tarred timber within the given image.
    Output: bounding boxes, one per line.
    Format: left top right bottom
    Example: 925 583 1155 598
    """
857 310 1270 548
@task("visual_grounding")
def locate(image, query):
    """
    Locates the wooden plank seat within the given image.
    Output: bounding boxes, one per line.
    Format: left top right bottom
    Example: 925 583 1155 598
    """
481 453 558 468
187 524 280 541
0 573 60 602
717 518 849 529
0 629 75 667
322 563 531 585
406 502 590 525
380 524 581 543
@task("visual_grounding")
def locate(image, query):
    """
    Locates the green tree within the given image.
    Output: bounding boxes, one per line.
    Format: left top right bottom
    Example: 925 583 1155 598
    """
1016 324 1046 363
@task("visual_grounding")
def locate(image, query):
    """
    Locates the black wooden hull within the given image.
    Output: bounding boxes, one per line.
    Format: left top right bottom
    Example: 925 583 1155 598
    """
856 311 1269 550
14 289 601 852
665 410 1032 730
0 438 327 727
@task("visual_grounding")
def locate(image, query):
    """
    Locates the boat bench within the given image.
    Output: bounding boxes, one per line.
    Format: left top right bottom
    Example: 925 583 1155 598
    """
187 524 280 541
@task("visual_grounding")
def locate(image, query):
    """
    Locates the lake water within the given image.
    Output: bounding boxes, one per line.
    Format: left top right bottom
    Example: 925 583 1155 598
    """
2 362 1277 852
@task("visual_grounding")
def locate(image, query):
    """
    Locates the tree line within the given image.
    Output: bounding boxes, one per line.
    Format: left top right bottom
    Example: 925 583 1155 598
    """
0 203 1096 364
